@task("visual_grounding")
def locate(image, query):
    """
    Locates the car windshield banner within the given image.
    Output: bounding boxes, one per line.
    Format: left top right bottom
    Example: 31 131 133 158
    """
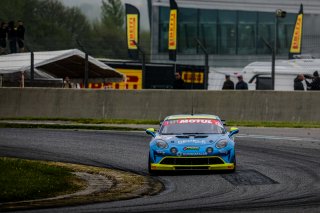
163 119 223 127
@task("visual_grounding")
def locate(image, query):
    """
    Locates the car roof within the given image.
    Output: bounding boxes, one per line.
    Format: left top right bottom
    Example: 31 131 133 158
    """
164 114 220 121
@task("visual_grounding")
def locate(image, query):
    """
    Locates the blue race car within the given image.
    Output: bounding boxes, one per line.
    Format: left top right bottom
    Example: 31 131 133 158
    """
146 114 239 174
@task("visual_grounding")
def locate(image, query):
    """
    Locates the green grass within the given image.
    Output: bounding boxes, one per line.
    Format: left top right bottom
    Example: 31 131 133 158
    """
74 118 159 125
0 157 82 202
226 120 320 128
0 123 145 131
0 117 160 125
0 117 320 128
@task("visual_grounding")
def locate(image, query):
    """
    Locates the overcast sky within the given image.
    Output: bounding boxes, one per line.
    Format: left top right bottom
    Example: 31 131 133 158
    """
60 0 149 30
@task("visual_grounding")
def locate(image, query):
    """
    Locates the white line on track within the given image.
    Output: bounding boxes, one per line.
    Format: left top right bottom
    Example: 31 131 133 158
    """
132 131 320 142
237 134 320 142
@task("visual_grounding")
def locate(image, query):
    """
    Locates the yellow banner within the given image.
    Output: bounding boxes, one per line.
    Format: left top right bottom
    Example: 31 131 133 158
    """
182 71 204 84
168 10 177 50
112 69 142 90
290 14 303 54
127 14 138 50
87 69 142 90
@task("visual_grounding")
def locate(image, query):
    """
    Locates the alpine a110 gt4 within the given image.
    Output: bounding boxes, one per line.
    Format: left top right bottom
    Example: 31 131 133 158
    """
146 114 239 174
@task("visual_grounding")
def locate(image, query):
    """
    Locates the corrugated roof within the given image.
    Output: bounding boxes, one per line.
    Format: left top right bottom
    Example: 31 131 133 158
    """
0 49 125 82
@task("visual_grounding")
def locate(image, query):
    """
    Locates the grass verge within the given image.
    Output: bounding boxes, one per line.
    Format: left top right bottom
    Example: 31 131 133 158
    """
226 121 320 128
0 123 145 131
0 117 320 128
0 157 85 203
0 158 163 211
0 117 159 125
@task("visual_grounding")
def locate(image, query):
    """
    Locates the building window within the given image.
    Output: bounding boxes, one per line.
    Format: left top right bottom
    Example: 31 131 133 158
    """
178 8 197 54
159 7 170 53
157 7 295 56
238 11 257 54
218 10 236 54
257 12 275 54
199 9 217 54
277 13 295 55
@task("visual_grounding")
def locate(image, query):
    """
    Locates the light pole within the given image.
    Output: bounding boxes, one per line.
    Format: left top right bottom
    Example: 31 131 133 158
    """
30 51 34 86
76 39 89 88
132 40 146 89
195 39 209 90
272 9 286 90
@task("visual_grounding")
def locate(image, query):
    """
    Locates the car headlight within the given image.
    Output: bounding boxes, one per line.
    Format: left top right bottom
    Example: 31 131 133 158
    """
156 140 168 149
215 140 228 149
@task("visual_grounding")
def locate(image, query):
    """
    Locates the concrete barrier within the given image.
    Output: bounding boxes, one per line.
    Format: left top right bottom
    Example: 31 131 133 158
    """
0 88 319 121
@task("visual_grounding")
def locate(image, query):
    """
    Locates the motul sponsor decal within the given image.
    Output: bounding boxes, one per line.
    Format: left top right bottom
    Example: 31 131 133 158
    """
163 119 222 126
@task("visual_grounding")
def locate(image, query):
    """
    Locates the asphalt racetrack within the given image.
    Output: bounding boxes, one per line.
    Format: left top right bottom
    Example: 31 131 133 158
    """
1 127 320 213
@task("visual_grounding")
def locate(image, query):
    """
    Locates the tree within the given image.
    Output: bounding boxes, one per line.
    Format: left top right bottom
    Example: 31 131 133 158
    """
101 0 124 29
82 0 127 58
0 0 93 51
85 20 127 58
29 0 91 50
0 0 132 59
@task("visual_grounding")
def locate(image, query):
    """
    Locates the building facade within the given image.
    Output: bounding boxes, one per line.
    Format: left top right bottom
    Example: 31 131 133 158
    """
150 0 320 68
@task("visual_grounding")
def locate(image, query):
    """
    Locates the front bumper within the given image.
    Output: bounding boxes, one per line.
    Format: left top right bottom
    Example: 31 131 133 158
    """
150 156 235 171
150 163 235 171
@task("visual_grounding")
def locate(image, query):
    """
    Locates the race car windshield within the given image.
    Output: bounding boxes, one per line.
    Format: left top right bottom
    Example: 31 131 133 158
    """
160 119 225 135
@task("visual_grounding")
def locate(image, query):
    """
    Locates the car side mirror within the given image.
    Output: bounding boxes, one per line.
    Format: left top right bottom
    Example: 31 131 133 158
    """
229 127 239 138
146 128 156 137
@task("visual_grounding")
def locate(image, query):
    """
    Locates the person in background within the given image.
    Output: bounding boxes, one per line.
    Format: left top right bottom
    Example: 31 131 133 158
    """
63 76 73 88
235 75 248 90
306 71 320 90
16 20 25 52
293 74 305 90
222 75 234 90
173 72 185 89
7 21 17 54
0 21 7 54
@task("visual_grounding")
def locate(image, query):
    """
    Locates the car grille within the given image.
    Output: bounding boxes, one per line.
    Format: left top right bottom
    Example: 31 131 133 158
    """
175 166 210 170
160 157 224 165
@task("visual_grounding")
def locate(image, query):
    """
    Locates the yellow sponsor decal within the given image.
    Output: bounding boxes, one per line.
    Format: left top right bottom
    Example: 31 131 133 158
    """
182 71 204 84
127 14 138 50
112 69 142 90
87 69 141 90
290 14 303 54
168 9 177 50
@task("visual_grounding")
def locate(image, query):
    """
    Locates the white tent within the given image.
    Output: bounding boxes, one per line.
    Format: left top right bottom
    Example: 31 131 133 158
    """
0 49 125 82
